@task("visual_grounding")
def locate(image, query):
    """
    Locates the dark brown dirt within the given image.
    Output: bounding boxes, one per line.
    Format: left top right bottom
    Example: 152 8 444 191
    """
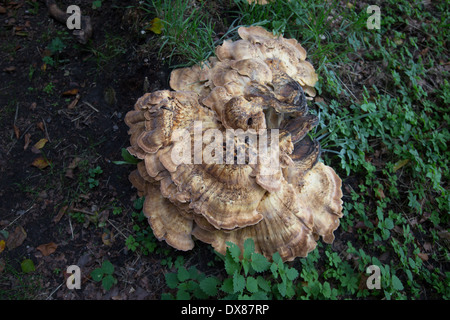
0 0 220 300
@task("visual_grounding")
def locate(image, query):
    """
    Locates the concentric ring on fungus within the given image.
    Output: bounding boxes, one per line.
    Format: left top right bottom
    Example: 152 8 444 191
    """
125 26 343 261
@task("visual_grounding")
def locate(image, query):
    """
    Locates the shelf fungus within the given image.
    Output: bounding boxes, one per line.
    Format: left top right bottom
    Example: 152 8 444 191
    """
124 26 343 261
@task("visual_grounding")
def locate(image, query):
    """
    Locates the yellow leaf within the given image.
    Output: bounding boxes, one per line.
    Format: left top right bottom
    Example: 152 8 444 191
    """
393 159 409 172
62 88 79 96
31 157 51 169
148 18 164 34
0 240 5 253
33 138 48 150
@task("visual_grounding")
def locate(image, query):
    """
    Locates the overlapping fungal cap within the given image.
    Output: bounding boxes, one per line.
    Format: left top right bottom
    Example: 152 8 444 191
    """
125 26 343 261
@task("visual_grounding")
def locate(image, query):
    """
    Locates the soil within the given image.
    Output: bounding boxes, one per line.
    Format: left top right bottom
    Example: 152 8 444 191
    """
0 0 209 300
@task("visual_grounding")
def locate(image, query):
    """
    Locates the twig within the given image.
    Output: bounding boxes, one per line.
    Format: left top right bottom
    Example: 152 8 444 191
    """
72 207 95 215
107 219 128 239
83 101 99 113
41 117 51 142
68 216 74 240
2 204 35 230
46 282 65 300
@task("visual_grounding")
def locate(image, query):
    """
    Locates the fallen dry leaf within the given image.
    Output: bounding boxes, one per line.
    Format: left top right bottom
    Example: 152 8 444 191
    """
0 240 5 253
3 66 16 72
13 124 20 139
30 102 37 111
31 138 48 153
65 157 82 178
0 6 6 14
438 230 450 240
417 252 429 261
31 156 51 169
147 17 164 34
53 205 68 223
23 133 31 150
67 94 81 109
393 159 409 172
6 225 27 250
37 121 45 132
62 88 79 96
423 242 432 252
36 242 58 256
102 230 114 246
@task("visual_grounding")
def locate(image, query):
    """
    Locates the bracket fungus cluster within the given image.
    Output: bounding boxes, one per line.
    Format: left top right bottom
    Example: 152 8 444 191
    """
125 26 343 262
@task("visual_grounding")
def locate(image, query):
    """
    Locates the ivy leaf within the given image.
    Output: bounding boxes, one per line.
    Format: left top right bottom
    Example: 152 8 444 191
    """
233 270 245 293
251 252 270 272
200 276 220 297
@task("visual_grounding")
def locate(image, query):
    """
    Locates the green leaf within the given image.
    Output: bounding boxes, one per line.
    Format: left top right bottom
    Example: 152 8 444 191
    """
90 268 104 282
101 260 114 274
92 0 102 9
113 148 140 165
176 289 190 300
200 276 220 297
322 281 332 298
102 274 116 291
21 259 35 274
286 267 299 281
242 258 250 276
220 278 234 294
272 252 282 264
165 272 179 289
277 281 287 297
226 241 241 263
161 293 174 300
233 270 245 293
250 291 269 300
384 217 394 230
224 253 240 276
177 266 190 282
270 262 278 279
251 252 270 272
257 276 271 292
243 238 255 260
188 266 201 281
246 276 259 293
392 275 404 291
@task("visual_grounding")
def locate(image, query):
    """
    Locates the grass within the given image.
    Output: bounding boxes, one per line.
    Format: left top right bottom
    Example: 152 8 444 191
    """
130 0 449 300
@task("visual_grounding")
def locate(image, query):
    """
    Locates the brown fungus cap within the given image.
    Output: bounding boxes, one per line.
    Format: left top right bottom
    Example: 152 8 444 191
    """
125 26 343 260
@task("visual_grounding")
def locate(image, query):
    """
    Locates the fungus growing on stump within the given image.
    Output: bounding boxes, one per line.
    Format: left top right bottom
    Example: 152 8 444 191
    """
124 26 343 262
